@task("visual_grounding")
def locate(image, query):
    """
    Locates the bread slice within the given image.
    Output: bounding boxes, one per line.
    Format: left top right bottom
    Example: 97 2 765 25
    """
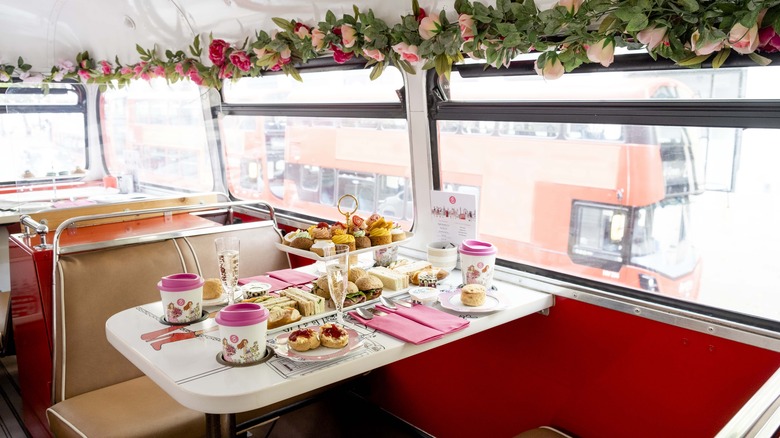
392 260 432 278
367 267 409 290
281 287 326 316
249 295 298 310
267 307 302 329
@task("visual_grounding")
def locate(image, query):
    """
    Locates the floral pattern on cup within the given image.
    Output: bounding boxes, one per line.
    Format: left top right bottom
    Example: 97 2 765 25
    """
373 246 398 267
465 262 492 287
222 336 264 364
165 299 201 323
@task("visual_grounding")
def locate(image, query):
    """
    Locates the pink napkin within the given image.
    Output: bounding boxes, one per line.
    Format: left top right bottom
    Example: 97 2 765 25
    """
377 303 469 334
266 268 318 286
349 310 445 345
237 275 291 292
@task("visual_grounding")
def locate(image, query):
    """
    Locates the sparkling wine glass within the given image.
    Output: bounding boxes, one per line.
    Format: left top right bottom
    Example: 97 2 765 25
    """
215 237 240 305
324 244 350 324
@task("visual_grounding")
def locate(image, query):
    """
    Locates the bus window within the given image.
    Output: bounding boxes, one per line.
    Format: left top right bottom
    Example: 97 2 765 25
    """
99 79 214 192
434 62 780 323
0 83 86 184
220 67 411 225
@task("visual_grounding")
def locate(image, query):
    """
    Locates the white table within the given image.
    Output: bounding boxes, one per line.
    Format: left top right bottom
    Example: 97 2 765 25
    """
105 270 553 437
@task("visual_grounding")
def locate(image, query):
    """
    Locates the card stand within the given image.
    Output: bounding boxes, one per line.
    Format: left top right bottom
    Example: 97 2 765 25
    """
158 309 210 326
216 346 275 367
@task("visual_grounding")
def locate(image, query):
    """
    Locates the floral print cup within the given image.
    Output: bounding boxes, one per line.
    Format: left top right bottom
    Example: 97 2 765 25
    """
458 239 497 289
216 303 269 364
157 273 204 323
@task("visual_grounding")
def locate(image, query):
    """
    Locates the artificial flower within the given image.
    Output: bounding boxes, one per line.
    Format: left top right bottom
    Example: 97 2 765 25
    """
187 69 204 85
331 44 353 64
458 14 475 41
392 42 421 63
294 23 311 39
311 29 326 50
534 56 564 80
363 47 385 62
690 30 724 56
152 65 165 77
759 26 780 53
637 25 668 51
341 24 357 48
586 38 615 67
419 16 440 40
229 50 252 72
729 23 760 54
209 39 230 66
219 63 233 79
0 71 9 82
99 60 112 75
558 0 583 14
77 69 91 82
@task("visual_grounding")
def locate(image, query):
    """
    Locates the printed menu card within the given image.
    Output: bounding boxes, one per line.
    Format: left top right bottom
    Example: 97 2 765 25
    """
430 190 477 245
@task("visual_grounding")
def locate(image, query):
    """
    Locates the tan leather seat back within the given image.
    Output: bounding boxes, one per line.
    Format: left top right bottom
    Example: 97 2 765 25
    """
54 239 187 402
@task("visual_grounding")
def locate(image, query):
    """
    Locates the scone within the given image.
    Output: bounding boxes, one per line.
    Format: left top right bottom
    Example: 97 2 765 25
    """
320 323 349 349
288 328 320 352
460 284 486 307
203 278 223 300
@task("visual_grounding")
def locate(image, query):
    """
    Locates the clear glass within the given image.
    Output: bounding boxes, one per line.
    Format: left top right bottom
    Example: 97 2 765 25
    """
0 83 86 184
222 68 404 104
222 115 413 226
99 78 214 192
215 237 240 305
324 244 350 324
437 64 780 323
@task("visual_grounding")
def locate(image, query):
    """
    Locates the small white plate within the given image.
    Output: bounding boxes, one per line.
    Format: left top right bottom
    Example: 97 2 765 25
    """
270 326 362 362
438 290 506 313
203 289 243 306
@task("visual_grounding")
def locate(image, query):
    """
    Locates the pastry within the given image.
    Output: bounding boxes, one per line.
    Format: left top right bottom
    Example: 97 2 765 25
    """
410 268 448 285
460 284 486 307
288 327 320 352
390 226 406 242
312 275 331 300
203 278 223 300
319 323 349 349
355 275 383 300
348 267 367 283
267 306 302 329
369 227 391 246
353 230 371 249
290 236 314 251
330 222 348 236
332 233 356 251
348 215 367 234
308 222 332 240
310 239 335 257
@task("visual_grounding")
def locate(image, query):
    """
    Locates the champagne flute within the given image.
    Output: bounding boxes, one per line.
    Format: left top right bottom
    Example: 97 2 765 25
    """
215 237 240 305
324 244 350 324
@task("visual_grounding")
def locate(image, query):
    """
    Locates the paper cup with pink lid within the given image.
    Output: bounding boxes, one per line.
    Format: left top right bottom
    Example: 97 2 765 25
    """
458 239 497 289
157 273 204 324
216 303 269 364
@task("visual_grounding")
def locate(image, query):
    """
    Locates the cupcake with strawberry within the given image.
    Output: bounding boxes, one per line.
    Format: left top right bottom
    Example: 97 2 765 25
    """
348 215 372 249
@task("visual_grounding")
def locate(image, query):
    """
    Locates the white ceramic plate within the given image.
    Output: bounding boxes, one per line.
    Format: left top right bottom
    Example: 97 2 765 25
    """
438 290 506 313
202 289 244 306
270 326 362 362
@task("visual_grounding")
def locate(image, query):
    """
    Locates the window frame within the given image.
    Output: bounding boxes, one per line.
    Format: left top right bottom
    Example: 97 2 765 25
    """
427 52 780 333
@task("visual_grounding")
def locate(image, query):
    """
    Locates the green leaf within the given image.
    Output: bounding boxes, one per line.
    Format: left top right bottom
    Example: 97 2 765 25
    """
326 10 337 26
625 14 649 32
711 48 730 68
676 0 699 12
497 0 511 14
598 15 617 34
272 17 294 32
369 62 385 80
136 44 146 56
677 54 710 66
613 6 640 23
748 52 773 66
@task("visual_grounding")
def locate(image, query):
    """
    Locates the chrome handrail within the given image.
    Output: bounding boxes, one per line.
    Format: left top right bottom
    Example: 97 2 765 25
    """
19 214 52 249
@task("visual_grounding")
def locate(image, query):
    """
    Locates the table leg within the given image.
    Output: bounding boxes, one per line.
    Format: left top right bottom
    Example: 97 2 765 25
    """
206 413 236 438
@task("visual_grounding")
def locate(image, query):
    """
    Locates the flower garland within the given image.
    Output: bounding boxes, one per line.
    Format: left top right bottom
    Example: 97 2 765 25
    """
2 0 780 88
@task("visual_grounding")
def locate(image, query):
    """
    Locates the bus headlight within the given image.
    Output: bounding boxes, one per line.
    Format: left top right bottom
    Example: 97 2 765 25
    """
639 274 659 292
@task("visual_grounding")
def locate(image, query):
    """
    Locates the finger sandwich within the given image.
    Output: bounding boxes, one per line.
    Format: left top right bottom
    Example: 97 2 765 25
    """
367 267 409 290
281 287 326 316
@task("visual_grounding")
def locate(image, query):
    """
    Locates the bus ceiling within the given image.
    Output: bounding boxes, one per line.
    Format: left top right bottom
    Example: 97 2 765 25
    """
0 0 417 70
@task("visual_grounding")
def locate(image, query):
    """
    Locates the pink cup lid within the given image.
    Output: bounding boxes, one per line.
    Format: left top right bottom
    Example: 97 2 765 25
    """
458 239 497 256
216 303 269 327
157 273 205 292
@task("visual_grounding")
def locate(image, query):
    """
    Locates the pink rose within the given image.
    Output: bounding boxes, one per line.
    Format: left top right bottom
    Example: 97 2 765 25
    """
311 29 326 50
419 16 440 40
152 65 165 77
690 30 724 56
534 56 564 80
188 69 203 85
458 14 475 41
77 69 91 81
99 60 112 75
0 71 9 82
175 63 185 76
294 23 311 39
56 60 75 73
270 56 292 72
392 42 421 63
229 50 252 72
729 23 760 54
637 25 668 51
330 44 354 64
133 62 146 78
209 39 230 66
759 26 780 53
341 24 357 48
363 47 385 62
586 38 615 67
219 64 233 79
279 48 292 60
416 8 427 24
120 66 133 75
558 0 583 14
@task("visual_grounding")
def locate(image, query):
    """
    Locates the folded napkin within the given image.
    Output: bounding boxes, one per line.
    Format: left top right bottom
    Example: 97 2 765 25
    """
237 275 291 292
377 303 469 334
266 268 318 286
349 310 445 345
